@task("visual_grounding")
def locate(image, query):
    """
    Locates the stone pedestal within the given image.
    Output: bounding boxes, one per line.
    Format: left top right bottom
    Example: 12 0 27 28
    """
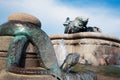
0 70 57 80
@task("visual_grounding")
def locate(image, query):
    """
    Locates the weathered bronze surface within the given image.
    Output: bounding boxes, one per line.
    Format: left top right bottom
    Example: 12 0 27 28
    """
0 15 62 79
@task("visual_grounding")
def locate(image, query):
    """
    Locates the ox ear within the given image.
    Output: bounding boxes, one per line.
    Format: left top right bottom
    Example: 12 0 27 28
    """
82 18 89 26
83 18 89 22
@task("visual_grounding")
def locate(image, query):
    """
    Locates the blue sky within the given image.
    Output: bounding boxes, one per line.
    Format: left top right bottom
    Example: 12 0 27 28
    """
0 0 120 37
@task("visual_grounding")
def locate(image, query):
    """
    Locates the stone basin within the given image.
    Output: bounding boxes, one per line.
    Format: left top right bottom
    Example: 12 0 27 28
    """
50 32 120 80
50 32 120 66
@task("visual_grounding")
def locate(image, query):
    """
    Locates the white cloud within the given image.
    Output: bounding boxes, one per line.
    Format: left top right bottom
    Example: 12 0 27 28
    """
0 0 120 37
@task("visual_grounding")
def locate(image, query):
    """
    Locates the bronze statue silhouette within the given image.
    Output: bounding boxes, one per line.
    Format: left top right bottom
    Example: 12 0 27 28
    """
63 16 101 34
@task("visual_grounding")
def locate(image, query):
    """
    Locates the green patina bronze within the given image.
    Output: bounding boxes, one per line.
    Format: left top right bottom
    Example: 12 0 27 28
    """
0 21 62 79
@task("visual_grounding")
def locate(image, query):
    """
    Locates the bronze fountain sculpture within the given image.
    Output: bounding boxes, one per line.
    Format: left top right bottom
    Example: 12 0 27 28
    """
63 16 101 34
0 13 97 80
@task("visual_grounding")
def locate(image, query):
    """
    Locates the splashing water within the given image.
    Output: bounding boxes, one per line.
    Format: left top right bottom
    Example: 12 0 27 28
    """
56 39 67 67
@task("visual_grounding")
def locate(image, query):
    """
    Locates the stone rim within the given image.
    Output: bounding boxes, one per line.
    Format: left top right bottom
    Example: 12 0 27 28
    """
8 13 41 27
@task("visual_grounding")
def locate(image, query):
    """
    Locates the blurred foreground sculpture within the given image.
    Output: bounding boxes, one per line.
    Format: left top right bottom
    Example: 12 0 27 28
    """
0 13 62 80
0 13 97 80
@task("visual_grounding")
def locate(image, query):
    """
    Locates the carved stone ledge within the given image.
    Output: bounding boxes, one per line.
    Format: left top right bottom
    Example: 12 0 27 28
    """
50 32 120 66
0 70 57 80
